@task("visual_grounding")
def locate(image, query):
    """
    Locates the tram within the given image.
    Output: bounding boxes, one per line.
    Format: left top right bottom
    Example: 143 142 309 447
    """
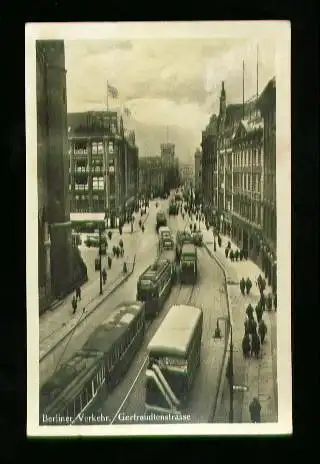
180 243 197 284
136 259 173 319
158 226 174 250
175 230 193 261
156 210 167 232
39 301 145 425
145 304 203 414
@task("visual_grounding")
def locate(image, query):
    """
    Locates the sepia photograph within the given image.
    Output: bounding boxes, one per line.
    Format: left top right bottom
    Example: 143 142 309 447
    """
26 21 291 436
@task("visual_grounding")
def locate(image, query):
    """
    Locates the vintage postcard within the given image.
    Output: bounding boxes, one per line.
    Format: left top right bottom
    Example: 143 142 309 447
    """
26 21 291 436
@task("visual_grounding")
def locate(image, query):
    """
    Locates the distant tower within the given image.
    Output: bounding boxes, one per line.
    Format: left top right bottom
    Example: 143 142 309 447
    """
160 143 175 165
218 81 227 132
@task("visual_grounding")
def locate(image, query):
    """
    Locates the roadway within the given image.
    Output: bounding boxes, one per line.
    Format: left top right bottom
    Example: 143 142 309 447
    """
95 201 229 424
39 199 161 386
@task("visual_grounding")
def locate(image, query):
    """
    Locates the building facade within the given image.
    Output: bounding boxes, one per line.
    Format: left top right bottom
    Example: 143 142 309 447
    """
179 163 194 186
201 115 218 224
194 149 202 194
68 111 138 228
138 156 165 197
160 143 175 166
124 130 139 220
37 40 86 313
231 113 264 264
257 77 277 291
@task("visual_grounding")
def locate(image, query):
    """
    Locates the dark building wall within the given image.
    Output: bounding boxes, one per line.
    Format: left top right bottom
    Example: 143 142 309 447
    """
37 40 86 308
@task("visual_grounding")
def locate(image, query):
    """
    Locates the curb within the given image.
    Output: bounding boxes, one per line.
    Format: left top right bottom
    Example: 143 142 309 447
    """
203 243 234 423
40 254 137 362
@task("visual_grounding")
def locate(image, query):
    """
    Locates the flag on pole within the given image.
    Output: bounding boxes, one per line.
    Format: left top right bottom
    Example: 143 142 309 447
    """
107 83 119 99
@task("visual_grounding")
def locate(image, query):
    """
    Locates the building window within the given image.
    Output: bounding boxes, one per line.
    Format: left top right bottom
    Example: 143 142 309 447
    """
108 141 114 154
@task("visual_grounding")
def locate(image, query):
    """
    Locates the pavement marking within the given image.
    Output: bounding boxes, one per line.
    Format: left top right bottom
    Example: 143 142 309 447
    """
110 355 148 424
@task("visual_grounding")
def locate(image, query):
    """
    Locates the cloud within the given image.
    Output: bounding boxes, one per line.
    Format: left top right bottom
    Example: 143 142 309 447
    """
65 37 276 159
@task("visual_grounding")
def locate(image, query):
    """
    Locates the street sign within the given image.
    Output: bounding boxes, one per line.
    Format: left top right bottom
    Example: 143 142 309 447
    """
233 385 249 392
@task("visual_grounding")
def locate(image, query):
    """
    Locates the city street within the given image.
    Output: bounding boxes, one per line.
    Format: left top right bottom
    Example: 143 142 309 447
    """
94 202 229 424
39 201 158 386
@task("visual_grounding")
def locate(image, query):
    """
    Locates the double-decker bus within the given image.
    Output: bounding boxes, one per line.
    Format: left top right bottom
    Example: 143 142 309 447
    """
136 259 173 319
40 301 145 425
180 243 197 284
175 230 193 261
145 304 203 414
156 210 167 232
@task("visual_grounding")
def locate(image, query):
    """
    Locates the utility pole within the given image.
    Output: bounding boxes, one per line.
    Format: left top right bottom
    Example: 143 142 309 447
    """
229 323 234 423
99 227 103 295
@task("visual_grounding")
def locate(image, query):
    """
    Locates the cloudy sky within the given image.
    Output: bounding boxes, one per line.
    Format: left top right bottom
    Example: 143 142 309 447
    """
65 37 275 162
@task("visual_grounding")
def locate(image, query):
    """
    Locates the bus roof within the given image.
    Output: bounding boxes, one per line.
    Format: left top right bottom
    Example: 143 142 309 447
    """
82 301 145 354
159 226 170 233
156 210 166 218
40 350 103 412
148 305 203 357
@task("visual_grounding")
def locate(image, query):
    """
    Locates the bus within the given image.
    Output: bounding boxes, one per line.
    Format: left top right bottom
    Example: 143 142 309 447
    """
137 259 173 319
175 230 193 261
39 301 145 425
168 200 179 215
180 243 197 284
156 210 167 232
145 304 203 414
158 226 174 250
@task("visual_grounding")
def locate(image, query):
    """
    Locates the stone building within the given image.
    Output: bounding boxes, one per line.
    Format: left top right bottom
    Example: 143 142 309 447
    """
194 149 202 194
201 114 218 224
37 40 86 313
138 156 165 197
68 111 138 227
257 77 277 291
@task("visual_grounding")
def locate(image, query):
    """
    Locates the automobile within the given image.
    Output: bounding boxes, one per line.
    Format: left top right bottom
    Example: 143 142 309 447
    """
192 231 203 246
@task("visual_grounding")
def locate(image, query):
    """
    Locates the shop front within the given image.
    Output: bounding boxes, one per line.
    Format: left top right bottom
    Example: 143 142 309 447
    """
221 211 232 236
230 214 262 263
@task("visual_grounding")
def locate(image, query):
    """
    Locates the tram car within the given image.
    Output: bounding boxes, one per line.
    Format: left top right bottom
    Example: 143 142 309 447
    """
168 200 179 216
158 226 174 250
156 210 167 232
145 304 203 414
136 259 173 319
158 247 177 283
175 230 193 261
180 243 198 284
39 301 145 425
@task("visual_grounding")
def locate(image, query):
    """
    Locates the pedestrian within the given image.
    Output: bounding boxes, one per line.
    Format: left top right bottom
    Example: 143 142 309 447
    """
242 334 251 358
229 250 234 262
245 277 252 295
246 304 254 320
123 261 127 274
76 286 81 301
251 332 261 358
240 277 246 295
218 235 222 247
266 293 273 311
234 249 239 261
72 295 77 314
249 397 261 423
239 249 244 261
102 268 107 285
107 255 112 269
260 293 266 312
225 247 230 258
255 303 263 323
258 319 267 344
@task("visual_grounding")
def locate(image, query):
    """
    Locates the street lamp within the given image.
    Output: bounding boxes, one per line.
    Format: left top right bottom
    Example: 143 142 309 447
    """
98 226 103 295
214 316 234 423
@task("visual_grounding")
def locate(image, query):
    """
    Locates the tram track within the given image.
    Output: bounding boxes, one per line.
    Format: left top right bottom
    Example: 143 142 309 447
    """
108 279 199 424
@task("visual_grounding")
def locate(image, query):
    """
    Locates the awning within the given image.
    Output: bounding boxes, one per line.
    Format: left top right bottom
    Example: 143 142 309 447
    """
70 212 105 222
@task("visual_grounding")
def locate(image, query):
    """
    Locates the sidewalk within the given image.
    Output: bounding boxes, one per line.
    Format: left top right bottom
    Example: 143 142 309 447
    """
39 232 141 359
201 227 278 423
